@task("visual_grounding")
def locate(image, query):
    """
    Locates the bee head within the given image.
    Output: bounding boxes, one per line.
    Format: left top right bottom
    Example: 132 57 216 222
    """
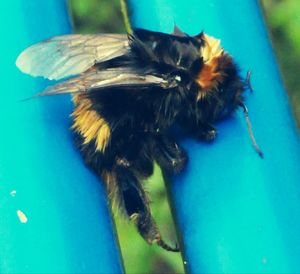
193 33 245 121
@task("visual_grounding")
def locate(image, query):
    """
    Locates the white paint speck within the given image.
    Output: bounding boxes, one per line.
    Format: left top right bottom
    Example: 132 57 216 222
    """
17 210 28 223
10 190 17 197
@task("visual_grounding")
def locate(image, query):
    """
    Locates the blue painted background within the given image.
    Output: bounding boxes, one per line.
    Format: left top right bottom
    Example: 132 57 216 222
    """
0 1 123 273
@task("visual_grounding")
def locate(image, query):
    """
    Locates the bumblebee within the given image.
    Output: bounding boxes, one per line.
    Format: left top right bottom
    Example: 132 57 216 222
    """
16 27 262 252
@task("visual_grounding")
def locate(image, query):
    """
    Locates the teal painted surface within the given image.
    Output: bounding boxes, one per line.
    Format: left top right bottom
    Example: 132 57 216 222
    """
129 0 300 273
0 1 123 273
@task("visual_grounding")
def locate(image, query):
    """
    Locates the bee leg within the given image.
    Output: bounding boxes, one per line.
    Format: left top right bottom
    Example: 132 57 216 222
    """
179 116 217 142
196 123 217 142
114 165 179 252
152 135 187 175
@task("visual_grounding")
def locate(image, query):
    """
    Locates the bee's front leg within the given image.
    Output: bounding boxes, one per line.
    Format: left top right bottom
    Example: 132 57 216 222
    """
181 119 217 141
195 123 217 142
178 112 217 142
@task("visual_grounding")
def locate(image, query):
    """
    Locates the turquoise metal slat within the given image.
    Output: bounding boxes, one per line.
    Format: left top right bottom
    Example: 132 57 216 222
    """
0 1 123 273
128 0 300 273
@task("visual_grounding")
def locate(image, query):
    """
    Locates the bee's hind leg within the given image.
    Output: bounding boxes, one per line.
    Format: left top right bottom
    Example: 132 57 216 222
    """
112 163 179 252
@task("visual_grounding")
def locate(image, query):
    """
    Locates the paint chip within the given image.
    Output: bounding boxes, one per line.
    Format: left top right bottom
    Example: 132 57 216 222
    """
17 210 28 223
10 190 17 197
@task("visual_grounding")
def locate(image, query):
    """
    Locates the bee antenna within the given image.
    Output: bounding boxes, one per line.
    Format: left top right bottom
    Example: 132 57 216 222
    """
156 238 180 252
239 102 264 158
246 70 254 93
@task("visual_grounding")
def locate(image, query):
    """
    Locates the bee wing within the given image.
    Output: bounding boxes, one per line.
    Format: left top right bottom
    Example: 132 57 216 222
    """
16 34 129 80
172 25 187 37
34 68 176 98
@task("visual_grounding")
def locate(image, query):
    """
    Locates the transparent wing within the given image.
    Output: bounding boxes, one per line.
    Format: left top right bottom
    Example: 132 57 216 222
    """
33 68 177 98
16 34 129 80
